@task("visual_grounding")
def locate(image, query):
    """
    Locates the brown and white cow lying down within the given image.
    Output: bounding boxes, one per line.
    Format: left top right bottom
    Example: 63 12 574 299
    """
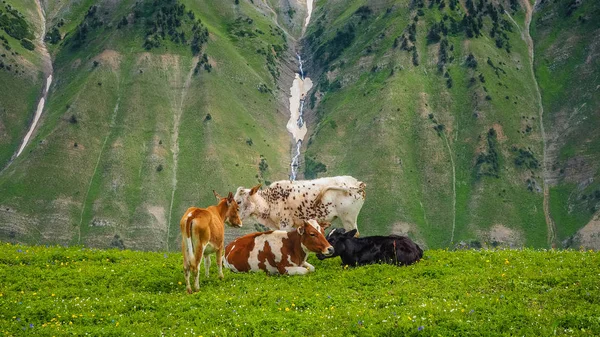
180 191 242 294
224 220 334 275
234 176 366 235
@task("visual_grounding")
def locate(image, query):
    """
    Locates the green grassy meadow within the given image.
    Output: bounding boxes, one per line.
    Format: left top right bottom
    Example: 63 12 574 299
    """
1 243 599 336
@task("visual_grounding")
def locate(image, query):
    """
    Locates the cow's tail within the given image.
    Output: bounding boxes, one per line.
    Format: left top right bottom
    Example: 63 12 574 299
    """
183 217 196 265
314 182 367 205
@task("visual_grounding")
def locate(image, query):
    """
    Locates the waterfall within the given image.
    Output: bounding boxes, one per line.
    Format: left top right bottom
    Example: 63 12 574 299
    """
287 1 314 181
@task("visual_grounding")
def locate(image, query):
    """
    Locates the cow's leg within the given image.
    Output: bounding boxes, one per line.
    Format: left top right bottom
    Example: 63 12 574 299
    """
204 252 211 278
182 240 193 294
216 248 224 279
193 242 207 291
340 212 360 237
302 261 315 272
285 266 310 275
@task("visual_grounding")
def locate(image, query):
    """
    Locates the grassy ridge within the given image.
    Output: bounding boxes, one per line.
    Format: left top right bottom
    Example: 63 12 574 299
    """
0 243 598 336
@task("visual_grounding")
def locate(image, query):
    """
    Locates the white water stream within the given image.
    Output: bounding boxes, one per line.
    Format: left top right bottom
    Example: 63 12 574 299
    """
16 1 53 158
16 75 52 158
287 0 314 180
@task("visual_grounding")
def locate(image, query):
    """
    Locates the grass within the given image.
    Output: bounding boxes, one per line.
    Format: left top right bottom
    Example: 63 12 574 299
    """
0 242 599 336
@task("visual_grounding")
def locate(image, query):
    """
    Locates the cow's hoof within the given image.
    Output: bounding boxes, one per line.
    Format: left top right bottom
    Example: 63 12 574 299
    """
186 288 193 294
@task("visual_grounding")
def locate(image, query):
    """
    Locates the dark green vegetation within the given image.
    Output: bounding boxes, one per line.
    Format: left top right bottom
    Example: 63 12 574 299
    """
532 0 600 247
1 243 599 335
0 3 34 42
0 0 599 251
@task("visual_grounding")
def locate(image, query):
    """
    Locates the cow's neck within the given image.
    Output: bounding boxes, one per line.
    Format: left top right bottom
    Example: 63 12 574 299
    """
214 199 229 222
254 191 271 216
285 231 308 264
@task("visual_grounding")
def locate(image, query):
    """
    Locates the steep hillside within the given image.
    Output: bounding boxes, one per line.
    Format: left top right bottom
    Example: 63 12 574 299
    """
302 0 548 248
531 0 600 249
1 0 598 250
0 0 301 250
0 1 48 169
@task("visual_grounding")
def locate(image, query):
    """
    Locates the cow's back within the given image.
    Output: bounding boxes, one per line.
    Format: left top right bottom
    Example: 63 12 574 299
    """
263 176 365 227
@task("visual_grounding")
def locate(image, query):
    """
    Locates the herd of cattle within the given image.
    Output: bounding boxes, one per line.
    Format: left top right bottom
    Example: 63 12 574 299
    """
179 176 423 294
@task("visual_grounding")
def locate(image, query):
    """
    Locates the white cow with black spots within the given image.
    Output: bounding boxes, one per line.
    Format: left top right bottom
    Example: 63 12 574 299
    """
234 176 366 235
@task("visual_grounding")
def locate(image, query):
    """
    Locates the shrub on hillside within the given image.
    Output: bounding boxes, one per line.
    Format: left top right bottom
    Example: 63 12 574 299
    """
304 156 326 179
20 38 34 51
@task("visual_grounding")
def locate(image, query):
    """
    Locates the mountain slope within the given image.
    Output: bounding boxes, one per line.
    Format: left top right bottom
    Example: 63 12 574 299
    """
0 0 47 169
532 0 600 248
1 0 598 250
0 0 298 250
302 0 548 248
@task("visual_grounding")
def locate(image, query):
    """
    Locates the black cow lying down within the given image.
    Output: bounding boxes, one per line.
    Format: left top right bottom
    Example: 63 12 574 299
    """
316 228 423 266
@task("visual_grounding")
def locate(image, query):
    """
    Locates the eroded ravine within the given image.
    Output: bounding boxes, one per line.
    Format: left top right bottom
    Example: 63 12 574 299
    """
507 1 555 246
521 0 556 246
166 56 199 251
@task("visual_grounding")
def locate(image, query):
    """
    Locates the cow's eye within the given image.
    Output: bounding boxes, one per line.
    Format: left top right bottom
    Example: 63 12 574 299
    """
236 201 241 205
310 233 316 237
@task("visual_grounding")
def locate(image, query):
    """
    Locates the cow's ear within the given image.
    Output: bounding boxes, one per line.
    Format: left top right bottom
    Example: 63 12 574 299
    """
213 190 222 201
297 225 305 235
249 184 262 196
345 229 358 238
236 186 246 196
320 221 332 230
227 192 234 202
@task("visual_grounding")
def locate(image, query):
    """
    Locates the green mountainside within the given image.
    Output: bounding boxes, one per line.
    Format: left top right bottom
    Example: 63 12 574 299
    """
531 0 600 248
0 0 598 250
303 0 548 248
0 0 298 250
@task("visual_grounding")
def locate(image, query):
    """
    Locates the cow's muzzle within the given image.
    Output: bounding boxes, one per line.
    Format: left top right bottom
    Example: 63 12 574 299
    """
226 219 243 228
323 246 334 256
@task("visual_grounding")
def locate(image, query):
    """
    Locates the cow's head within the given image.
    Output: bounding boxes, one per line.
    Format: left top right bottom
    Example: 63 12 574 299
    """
298 220 334 256
316 227 356 260
317 221 332 236
234 184 261 219
214 190 242 228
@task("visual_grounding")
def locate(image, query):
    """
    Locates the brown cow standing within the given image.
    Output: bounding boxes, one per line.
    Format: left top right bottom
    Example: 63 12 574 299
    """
180 191 242 294
224 220 334 275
